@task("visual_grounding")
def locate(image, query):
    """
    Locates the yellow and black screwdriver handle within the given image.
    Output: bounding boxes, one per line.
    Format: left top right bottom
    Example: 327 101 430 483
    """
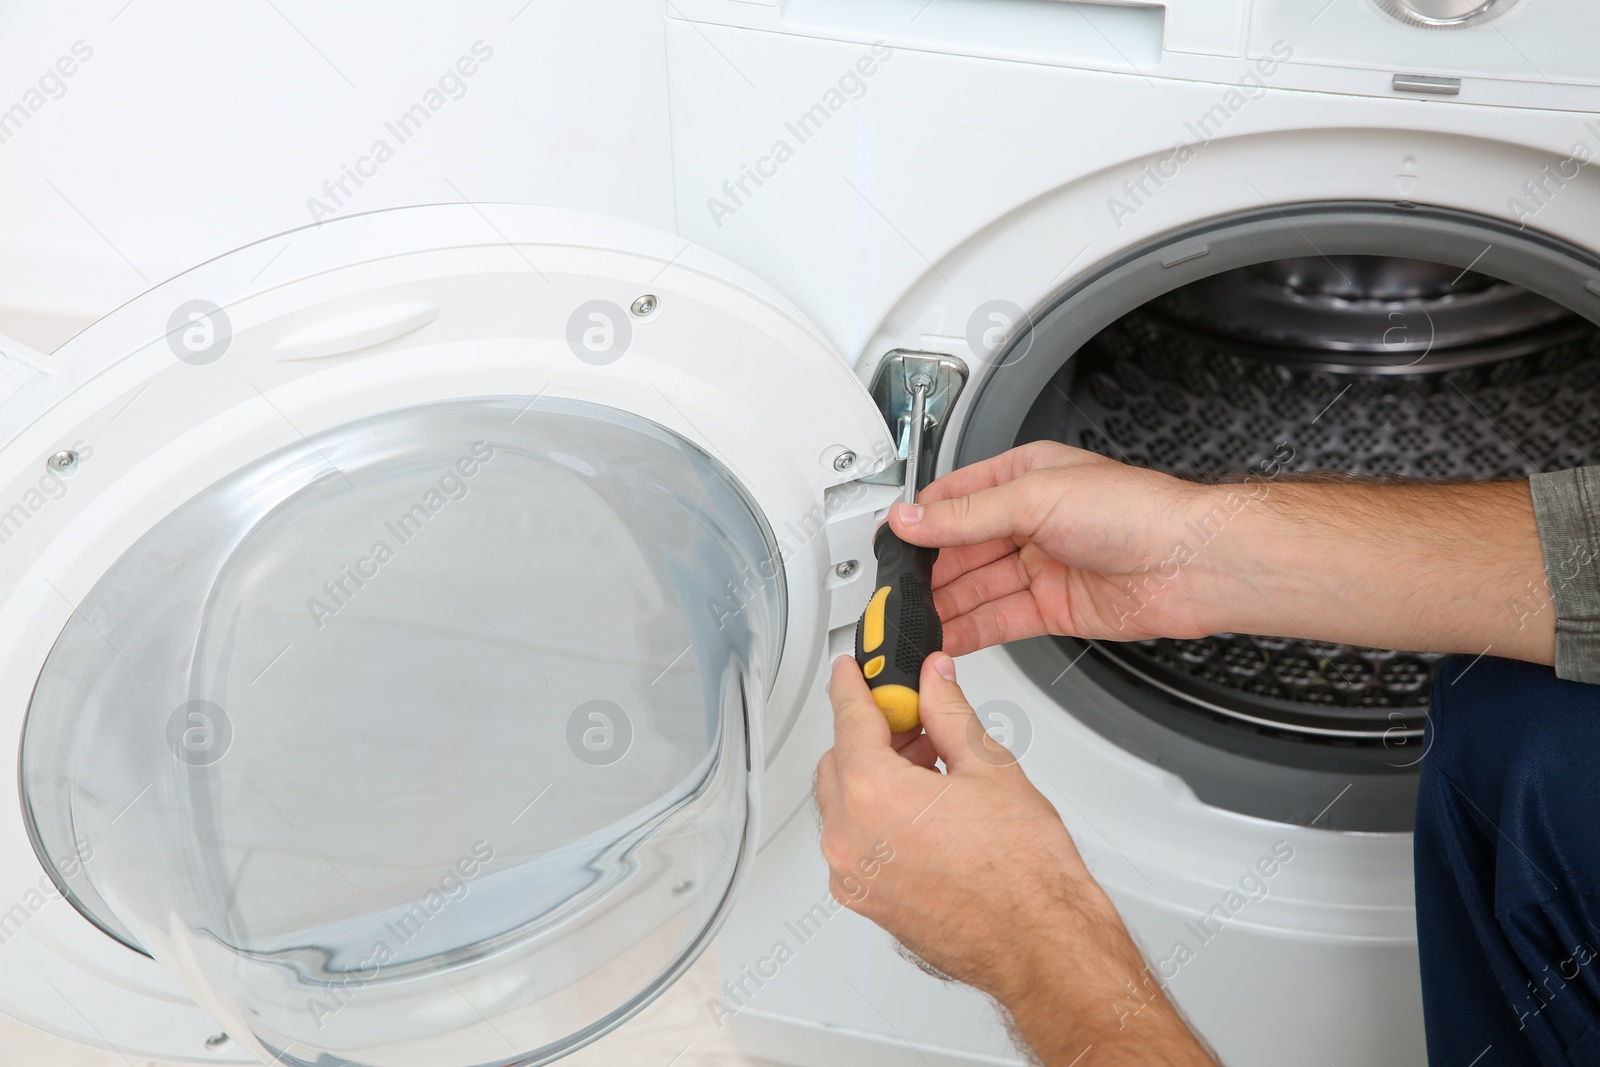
854 524 943 734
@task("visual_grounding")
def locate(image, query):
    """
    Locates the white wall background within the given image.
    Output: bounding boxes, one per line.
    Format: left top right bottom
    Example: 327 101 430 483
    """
0 0 675 335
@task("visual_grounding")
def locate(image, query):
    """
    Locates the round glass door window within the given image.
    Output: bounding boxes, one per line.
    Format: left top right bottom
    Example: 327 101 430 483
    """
20 397 782 1066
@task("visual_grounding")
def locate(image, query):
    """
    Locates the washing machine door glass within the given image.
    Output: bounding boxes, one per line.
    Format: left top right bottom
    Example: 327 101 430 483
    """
20 395 779 1065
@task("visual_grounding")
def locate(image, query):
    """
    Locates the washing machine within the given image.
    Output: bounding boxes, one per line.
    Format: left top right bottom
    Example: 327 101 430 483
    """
3 1 1600 1066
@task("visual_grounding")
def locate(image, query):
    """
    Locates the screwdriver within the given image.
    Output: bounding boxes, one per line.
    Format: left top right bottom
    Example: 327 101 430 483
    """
854 373 943 734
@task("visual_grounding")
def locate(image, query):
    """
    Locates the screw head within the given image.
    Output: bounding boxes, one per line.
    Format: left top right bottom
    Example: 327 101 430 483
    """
671 879 695 896
630 294 658 317
47 450 78 474
835 560 859 580
832 450 856 472
204 1033 231 1051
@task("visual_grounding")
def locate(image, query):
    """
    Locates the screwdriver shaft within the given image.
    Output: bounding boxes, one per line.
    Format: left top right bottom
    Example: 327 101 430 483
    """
902 373 931 505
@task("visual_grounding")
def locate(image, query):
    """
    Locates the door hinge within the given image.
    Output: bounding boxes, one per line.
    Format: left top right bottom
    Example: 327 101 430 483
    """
862 350 968 493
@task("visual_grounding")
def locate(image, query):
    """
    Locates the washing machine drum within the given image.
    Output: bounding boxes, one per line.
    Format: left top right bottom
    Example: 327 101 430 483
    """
1040 254 1594 736
5 206 889 1065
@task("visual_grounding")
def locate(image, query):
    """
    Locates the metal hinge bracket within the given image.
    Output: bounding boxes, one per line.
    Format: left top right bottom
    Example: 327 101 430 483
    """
860 350 969 493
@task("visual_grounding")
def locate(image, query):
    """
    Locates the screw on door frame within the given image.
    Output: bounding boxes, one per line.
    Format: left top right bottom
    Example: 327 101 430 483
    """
204 1033 231 1051
47 450 78 474
630 294 658 317
832 450 856 472
835 560 860 580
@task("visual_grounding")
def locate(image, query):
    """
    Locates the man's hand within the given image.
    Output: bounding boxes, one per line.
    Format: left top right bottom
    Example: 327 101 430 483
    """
817 653 1217 1066
885 442 1215 651
891 440 1554 665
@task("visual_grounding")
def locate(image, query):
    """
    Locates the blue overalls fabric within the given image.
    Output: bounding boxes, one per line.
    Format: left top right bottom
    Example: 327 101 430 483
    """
1416 655 1600 1066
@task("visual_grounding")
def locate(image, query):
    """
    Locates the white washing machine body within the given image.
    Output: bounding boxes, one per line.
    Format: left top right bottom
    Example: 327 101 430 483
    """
657 3 1600 1066
2 2 1600 1066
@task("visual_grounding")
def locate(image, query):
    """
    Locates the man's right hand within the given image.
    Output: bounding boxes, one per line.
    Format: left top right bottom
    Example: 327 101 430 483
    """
891 440 1554 665
885 441 1224 652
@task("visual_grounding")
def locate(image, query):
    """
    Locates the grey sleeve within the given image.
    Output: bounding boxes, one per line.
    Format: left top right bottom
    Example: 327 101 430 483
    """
1529 467 1600 683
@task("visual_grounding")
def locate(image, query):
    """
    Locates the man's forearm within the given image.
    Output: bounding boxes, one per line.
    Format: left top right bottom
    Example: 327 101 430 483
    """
1005 968 1217 1067
1189 478 1553 664
997 885 1217 1066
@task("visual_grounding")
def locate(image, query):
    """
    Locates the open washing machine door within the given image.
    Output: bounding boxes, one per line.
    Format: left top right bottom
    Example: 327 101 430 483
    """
0 205 895 1066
